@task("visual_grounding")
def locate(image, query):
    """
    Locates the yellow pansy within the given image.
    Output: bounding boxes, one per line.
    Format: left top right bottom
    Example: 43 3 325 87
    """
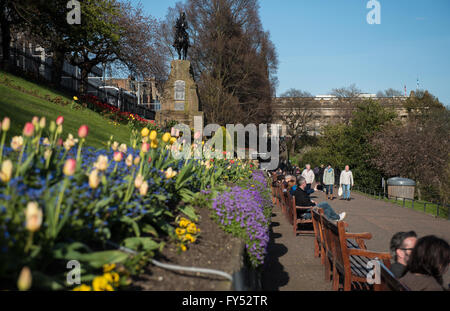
176 228 186 236
92 276 114 291
104 272 120 287
186 223 198 234
73 284 91 291
169 137 177 145
180 244 187 252
103 263 116 273
184 234 196 243
179 218 190 228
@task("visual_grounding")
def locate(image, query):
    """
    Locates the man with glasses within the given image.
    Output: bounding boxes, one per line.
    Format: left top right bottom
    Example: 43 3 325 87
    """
389 231 418 278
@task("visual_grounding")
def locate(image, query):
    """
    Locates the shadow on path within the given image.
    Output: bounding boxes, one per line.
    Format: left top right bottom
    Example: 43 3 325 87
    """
261 221 289 290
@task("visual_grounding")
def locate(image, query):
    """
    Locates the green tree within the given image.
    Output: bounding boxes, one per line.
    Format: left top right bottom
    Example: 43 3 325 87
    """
303 100 397 189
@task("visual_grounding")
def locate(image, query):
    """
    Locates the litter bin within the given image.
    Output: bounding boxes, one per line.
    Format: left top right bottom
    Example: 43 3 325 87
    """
387 177 416 200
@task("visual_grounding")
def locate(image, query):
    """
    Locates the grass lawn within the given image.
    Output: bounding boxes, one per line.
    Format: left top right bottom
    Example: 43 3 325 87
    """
0 71 131 149
354 190 449 220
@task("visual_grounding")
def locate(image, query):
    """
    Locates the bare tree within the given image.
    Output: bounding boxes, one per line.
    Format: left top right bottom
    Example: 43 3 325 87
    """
371 108 450 202
276 100 313 163
280 88 313 98
376 88 403 98
161 0 278 125
330 83 362 98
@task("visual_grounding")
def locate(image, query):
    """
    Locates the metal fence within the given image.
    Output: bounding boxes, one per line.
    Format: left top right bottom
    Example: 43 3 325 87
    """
353 185 450 220
2 47 155 120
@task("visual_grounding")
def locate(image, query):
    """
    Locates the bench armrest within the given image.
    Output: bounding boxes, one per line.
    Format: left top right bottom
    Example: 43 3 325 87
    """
296 206 313 210
345 232 372 240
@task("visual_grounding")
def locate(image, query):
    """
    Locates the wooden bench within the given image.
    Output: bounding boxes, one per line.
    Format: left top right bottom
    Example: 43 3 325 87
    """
379 260 411 291
312 207 325 264
285 193 315 236
316 209 392 291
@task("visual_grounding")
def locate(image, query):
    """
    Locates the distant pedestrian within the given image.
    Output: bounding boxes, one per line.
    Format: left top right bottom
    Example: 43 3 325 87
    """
339 165 354 201
323 164 335 200
302 164 315 193
389 231 418 278
400 235 450 291
318 164 325 191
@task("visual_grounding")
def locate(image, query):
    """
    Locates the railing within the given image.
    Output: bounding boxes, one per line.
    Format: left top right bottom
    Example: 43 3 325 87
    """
353 185 450 220
2 47 155 121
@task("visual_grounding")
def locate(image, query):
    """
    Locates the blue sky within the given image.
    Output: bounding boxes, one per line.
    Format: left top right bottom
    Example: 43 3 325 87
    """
134 0 450 105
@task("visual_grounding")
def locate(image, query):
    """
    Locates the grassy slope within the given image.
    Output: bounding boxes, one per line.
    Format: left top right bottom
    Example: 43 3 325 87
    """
0 71 130 149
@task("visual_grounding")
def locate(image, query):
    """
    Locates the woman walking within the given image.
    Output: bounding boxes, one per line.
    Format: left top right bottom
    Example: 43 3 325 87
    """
323 164 335 200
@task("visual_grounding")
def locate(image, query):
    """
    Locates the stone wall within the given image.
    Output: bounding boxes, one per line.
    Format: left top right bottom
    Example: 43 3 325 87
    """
272 96 409 136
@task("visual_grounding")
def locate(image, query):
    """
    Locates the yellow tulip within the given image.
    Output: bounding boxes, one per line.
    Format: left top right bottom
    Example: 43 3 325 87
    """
0 159 13 183
149 130 157 141
17 266 32 291
89 169 100 189
162 133 171 143
25 201 43 232
141 128 150 137
150 139 158 149
165 167 177 179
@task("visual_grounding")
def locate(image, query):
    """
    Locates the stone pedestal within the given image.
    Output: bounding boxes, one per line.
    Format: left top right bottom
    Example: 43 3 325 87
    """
156 60 203 128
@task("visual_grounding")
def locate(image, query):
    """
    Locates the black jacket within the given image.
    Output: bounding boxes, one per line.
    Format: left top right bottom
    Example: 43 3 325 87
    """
294 187 316 207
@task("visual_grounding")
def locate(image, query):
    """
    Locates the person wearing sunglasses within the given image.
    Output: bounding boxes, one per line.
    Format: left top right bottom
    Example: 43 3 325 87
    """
389 231 418 278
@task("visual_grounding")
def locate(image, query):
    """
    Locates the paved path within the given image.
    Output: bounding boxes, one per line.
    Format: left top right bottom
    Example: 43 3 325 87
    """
262 189 450 291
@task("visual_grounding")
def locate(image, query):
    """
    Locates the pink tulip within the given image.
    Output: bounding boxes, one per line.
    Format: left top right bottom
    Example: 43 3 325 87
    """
63 159 76 176
113 151 123 162
23 122 34 137
57 138 63 146
56 116 64 126
78 125 89 138
32 116 39 126
141 142 150 153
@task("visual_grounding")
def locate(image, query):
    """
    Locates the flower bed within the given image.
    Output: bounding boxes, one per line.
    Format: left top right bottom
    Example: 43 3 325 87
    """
0 115 265 290
207 171 272 267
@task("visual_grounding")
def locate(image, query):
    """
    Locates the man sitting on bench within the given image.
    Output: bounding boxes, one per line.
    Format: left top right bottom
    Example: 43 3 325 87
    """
294 176 346 221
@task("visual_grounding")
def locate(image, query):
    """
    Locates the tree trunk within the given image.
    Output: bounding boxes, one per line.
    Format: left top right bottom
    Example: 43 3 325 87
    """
79 65 92 95
51 49 65 87
416 180 422 201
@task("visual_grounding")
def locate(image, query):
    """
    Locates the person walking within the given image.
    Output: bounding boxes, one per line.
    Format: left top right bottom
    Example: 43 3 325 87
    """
318 164 325 191
339 165 354 201
323 164 335 200
301 164 315 193
294 176 346 221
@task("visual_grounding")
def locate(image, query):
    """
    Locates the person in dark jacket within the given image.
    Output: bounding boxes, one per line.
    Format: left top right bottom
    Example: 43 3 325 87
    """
389 231 418 278
294 176 346 221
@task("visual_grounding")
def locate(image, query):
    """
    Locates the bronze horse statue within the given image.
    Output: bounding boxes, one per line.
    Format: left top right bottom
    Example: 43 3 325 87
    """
173 12 190 60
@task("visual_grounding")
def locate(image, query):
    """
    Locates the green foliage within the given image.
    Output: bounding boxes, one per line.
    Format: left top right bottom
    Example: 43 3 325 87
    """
302 100 397 189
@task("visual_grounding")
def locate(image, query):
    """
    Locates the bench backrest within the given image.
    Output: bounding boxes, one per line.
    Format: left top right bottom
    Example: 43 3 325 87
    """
322 216 346 272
